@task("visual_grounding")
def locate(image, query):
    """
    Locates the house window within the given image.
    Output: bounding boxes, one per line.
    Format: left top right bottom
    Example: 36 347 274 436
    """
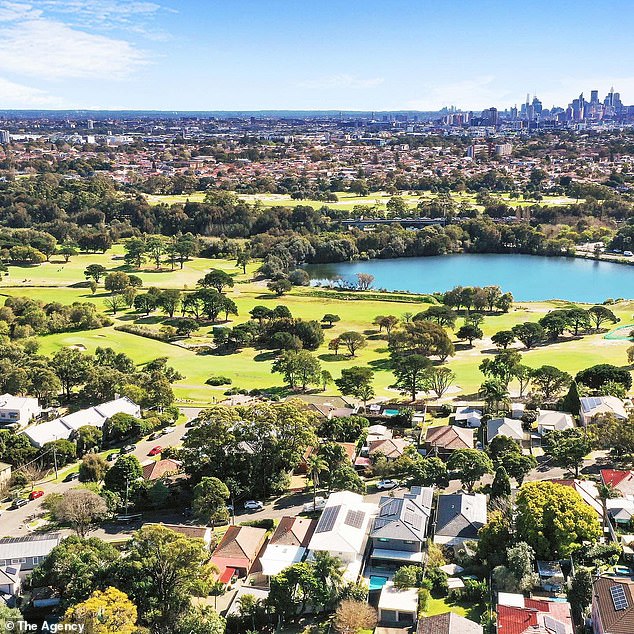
10 559 19 564
378 538 389 543
405 540 415 544
0 560 5 566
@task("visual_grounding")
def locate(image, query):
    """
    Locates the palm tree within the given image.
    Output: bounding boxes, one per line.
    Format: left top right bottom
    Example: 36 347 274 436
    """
312 551 344 609
479 379 510 414
306 454 328 511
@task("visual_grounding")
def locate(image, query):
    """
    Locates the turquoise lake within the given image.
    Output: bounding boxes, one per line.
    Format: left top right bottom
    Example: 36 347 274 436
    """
304 254 634 302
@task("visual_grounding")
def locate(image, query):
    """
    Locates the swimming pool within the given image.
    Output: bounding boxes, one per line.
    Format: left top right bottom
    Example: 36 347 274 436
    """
383 409 400 417
369 575 389 590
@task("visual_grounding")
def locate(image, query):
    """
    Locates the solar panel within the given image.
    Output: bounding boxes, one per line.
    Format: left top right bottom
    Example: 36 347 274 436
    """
543 615 567 634
379 499 401 517
344 509 365 529
403 510 423 531
611 584 629 611
315 505 340 533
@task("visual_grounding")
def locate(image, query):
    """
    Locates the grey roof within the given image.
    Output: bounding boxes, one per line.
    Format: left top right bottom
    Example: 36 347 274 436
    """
0 534 61 560
371 486 433 542
435 494 487 539
417 612 483 634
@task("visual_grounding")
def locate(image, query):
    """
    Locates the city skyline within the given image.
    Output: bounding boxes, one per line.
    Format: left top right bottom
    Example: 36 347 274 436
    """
1 0 634 111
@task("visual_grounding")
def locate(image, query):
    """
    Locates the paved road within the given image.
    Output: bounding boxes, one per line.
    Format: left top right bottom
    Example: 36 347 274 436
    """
0 408 199 538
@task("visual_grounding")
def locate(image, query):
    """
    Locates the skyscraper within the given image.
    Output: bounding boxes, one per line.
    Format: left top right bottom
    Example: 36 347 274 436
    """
0 130 9 144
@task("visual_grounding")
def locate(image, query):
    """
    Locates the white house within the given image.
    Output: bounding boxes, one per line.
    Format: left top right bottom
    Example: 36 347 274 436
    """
23 397 141 447
454 406 483 428
0 394 41 428
486 417 524 444
377 581 418 626
580 396 627 426
307 490 377 581
537 410 575 436
0 564 20 597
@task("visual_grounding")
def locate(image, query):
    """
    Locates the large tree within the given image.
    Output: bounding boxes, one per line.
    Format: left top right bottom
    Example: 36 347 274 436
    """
531 365 572 400
192 477 230 526
515 481 601 559
115 525 215 633
544 428 590 476
30 536 120 609
391 354 432 401
447 449 493 492
63 587 137 634
51 489 108 537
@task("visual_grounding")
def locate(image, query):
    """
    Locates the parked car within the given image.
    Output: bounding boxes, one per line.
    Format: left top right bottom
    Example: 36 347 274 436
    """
624 251 633 257
147 431 161 441
376 479 399 490
120 444 136 454
244 500 264 511
11 498 28 509
29 490 44 500
148 446 163 456
162 426 176 435
303 496 326 512
185 418 200 428
106 452 119 462
63 472 80 482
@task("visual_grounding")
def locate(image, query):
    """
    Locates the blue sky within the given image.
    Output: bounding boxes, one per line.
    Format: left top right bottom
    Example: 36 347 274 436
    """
1 0 633 111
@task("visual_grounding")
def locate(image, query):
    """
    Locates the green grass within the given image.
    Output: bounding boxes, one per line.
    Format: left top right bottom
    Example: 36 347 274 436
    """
2 247 632 405
144 190 582 212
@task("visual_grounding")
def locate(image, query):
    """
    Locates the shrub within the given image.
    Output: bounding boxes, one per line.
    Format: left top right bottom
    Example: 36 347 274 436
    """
239 518 274 530
114 324 169 342
206 376 232 386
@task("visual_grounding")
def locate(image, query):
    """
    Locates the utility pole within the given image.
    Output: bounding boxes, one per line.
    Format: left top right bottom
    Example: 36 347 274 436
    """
52 443 59 480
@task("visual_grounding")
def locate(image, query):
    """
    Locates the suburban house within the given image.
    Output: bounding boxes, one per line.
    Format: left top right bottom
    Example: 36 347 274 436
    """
210 525 268 584
141 458 182 481
366 424 393 444
591 576 634 634
0 534 62 571
537 410 575 436
417 612 483 634
497 592 573 634
299 395 357 419
368 437 410 461
0 564 21 598
259 516 316 578
601 469 634 498
510 402 526 419
425 425 474 458
453 406 483 428
150 524 214 549
486 417 524 445
0 462 11 490
298 442 356 473
606 498 634 527
377 581 419 627
23 397 141 447
307 490 378 581
370 486 433 566
0 394 41 428
434 493 487 546
580 396 628 426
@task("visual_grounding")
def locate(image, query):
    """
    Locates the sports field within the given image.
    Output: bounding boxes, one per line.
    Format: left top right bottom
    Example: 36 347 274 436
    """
144 190 581 211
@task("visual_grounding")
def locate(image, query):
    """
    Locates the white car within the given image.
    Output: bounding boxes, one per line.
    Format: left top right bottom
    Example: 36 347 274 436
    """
244 500 264 511
161 426 176 435
376 479 399 490
303 497 326 512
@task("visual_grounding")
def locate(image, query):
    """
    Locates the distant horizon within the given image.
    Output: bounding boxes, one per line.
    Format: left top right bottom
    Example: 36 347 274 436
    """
0 0 633 111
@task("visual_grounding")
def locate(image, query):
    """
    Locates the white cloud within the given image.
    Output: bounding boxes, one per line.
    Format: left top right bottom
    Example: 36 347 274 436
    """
0 77 64 107
0 17 149 79
0 2 40 21
404 75 513 111
299 74 385 90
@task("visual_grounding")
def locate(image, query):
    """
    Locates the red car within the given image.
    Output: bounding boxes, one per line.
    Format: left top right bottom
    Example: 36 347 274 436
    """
148 446 163 456
29 490 44 500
